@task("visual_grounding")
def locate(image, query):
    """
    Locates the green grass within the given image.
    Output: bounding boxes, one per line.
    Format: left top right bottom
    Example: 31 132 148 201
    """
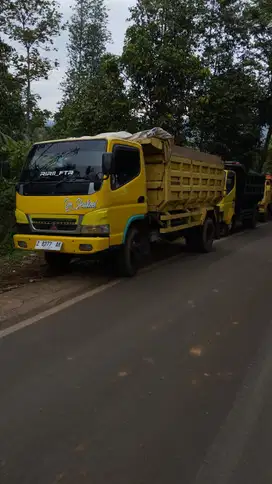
0 233 15 257
0 248 32 262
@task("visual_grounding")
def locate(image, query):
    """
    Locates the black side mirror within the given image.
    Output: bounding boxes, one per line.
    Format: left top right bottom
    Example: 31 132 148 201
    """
93 180 102 192
0 161 11 178
102 153 113 176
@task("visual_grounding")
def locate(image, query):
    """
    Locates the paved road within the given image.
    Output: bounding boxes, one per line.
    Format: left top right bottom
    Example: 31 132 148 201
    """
1 225 272 484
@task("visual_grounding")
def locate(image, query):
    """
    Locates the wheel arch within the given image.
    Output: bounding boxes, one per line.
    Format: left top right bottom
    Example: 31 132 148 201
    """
122 215 147 243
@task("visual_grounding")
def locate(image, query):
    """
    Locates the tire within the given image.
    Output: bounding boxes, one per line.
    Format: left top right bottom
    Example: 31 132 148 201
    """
242 209 257 229
116 226 150 277
230 216 236 234
221 223 230 237
259 211 268 223
44 252 72 270
186 217 215 253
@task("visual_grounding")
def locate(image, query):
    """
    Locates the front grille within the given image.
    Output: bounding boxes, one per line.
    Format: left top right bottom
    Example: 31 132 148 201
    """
31 218 77 232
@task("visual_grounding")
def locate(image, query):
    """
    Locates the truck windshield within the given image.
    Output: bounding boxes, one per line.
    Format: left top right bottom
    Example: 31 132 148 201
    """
21 139 107 182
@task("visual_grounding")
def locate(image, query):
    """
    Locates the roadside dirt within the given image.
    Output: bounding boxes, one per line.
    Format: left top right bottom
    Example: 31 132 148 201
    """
0 252 46 293
0 255 115 329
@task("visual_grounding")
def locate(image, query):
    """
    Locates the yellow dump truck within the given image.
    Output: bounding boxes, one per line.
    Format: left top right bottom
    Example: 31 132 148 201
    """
258 174 272 221
219 162 265 234
14 129 225 276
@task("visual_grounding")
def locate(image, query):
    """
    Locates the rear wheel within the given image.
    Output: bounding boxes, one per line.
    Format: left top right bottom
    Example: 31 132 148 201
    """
186 217 215 253
221 223 231 237
230 216 236 233
44 252 72 270
116 226 150 277
242 208 257 229
259 211 268 223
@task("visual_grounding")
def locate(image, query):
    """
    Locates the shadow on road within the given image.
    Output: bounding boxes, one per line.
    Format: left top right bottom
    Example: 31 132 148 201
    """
1 222 267 293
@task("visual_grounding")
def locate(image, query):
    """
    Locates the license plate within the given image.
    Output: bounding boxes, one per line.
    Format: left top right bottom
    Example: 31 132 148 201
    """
35 240 63 251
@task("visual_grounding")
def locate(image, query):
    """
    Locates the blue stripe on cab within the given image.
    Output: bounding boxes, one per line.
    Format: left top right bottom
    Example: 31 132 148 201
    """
122 215 145 243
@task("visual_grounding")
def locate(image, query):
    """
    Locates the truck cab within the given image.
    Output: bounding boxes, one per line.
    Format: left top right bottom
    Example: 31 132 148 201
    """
258 174 272 221
218 169 236 235
14 136 148 265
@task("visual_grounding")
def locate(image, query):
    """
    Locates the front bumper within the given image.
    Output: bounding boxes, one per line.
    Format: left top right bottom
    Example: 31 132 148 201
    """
258 204 266 213
13 234 110 255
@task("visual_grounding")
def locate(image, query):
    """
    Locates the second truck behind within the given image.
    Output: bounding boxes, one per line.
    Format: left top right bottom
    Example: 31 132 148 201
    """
219 162 265 235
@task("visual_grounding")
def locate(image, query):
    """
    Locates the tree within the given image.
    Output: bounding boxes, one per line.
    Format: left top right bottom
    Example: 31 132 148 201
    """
122 0 267 167
1 0 63 136
54 0 128 137
63 0 111 100
0 38 25 138
54 54 134 137
187 0 265 166
122 0 206 140
195 0 249 72
189 67 263 166
262 137 272 173
242 0 272 168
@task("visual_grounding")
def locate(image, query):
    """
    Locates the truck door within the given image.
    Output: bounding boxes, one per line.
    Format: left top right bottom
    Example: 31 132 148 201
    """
223 170 236 226
108 144 148 246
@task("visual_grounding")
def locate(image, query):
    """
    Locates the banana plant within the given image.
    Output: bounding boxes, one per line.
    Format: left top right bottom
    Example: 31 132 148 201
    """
0 131 31 179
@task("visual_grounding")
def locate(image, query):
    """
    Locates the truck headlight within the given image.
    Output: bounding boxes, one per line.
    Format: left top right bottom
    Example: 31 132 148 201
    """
81 224 110 235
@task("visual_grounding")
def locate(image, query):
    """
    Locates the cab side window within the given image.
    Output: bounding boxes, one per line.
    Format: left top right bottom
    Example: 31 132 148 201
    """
111 145 140 190
226 172 235 194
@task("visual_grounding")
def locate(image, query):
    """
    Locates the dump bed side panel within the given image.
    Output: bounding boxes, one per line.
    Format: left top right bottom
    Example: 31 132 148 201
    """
141 140 225 212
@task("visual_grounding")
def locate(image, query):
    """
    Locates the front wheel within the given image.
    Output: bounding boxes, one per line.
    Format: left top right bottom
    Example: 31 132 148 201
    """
116 226 150 277
44 252 72 270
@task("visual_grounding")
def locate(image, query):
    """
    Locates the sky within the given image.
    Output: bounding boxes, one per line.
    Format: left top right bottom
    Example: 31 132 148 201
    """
32 0 135 113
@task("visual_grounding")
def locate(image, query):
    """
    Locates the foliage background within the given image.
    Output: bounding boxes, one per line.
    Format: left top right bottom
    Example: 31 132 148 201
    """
1 0 272 254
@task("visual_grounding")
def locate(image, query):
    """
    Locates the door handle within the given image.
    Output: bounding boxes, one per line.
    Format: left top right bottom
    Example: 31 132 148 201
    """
137 196 145 203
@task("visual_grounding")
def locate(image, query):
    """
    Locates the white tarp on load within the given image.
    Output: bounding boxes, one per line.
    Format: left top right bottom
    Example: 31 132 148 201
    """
92 131 133 139
128 127 173 142
93 127 174 161
93 127 174 143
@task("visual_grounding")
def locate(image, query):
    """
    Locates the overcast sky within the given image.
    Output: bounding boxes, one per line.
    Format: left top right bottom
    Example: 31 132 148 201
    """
32 0 135 113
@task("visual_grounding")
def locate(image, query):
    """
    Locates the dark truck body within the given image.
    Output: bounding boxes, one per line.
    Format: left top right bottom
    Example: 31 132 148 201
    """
224 162 265 228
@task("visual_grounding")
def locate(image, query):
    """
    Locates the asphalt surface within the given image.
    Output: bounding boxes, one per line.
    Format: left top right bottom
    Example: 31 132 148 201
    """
1 224 272 484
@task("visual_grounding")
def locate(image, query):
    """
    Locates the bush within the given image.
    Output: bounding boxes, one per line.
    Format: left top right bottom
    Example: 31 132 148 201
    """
0 135 31 177
0 178 16 252
0 134 31 254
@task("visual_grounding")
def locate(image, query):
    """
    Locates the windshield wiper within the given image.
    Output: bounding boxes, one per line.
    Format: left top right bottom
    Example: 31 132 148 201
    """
55 172 102 187
55 174 79 188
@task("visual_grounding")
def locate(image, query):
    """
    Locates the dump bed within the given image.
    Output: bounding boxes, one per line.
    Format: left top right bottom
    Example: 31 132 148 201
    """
139 137 225 212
